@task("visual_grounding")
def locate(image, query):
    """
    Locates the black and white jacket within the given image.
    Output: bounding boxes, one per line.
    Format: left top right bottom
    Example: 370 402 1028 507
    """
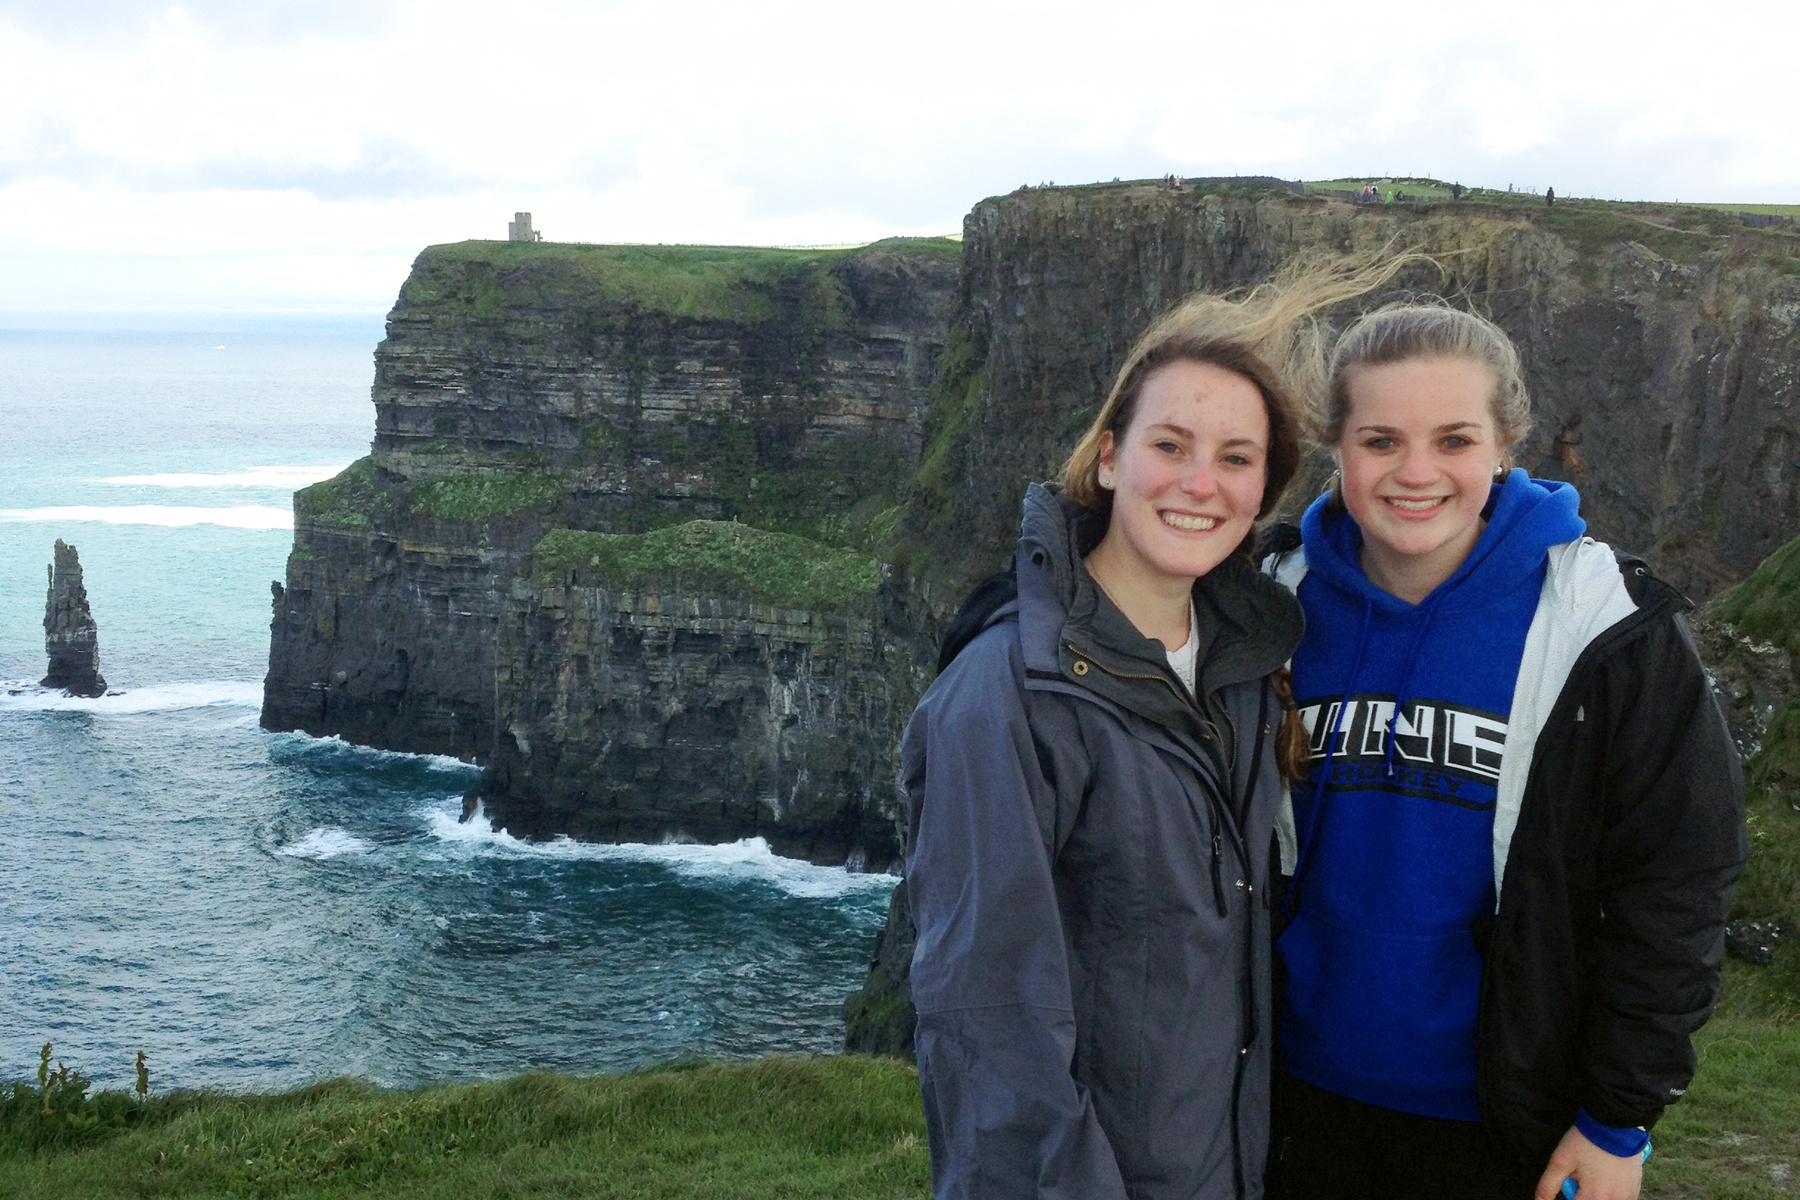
1265 533 1748 1174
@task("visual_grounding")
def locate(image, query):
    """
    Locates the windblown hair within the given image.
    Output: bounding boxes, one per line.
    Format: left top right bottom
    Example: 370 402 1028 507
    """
1064 253 1422 558
1063 252 1425 779
1320 303 1532 460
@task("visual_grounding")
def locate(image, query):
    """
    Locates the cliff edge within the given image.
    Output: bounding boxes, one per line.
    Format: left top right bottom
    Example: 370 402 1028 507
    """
263 237 959 867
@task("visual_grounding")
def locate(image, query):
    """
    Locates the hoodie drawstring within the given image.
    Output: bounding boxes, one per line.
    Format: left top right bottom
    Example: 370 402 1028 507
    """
1382 590 1448 780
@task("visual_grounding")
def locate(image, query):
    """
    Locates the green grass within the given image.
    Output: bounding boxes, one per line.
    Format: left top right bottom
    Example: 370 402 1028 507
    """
1713 532 1800 798
1647 991 1800 1198
1712 535 1800 661
1646 554 1800 1193
409 470 565 523
1305 177 1458 198
534 521 880 615
1735 780 1800 949
292 458 384 530
0 1056 930 1200
890 323 988 580
1686 203 1800 217
291 458 570 530
402 237 959 325
3 1022 1792 1199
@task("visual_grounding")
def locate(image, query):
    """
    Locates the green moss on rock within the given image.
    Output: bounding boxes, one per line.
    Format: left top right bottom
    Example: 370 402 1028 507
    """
293 457 383 529
401 237 959 326
1711 531 1800 937
410 471 565 523
1712 534 1800 660
534 521 879 615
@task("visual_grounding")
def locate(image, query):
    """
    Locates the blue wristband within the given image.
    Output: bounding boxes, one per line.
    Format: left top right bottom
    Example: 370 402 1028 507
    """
1574 1109 1651 1158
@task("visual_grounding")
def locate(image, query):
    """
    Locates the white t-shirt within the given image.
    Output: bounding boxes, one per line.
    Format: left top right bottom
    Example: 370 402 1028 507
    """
1164 601 1199 697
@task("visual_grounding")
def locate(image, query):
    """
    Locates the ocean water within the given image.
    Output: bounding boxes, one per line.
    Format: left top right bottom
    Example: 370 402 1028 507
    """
0 320 897 1094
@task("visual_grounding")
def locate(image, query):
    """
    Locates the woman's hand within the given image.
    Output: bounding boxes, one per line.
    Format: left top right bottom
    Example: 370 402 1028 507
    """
1534 1126 1643 1200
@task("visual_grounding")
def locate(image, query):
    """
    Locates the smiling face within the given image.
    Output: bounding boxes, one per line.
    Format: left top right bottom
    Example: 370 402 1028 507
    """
1092 358 1269 596
1338 356 1507 599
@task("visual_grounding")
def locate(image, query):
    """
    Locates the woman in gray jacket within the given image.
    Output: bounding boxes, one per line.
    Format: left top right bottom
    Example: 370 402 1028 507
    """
901 265 1394 1200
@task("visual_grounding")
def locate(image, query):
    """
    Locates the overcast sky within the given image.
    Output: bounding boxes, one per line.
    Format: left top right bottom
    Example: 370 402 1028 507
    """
3 0 1797 315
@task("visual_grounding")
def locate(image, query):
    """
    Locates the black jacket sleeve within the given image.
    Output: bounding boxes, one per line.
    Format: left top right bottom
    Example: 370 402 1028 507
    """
1581 612 1749 1129
901 630 1129 1200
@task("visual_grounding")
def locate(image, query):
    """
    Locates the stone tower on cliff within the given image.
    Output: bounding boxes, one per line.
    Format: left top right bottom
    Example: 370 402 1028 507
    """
42 539 107 697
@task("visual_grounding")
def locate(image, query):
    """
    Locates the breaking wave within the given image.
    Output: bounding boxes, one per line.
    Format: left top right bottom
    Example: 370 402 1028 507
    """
268 732 479 776
276 827 373 859
0 680 263 713
423 800 898 899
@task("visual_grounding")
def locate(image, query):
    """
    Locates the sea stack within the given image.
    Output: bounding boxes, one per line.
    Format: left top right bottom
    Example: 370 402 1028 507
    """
42 539 107 697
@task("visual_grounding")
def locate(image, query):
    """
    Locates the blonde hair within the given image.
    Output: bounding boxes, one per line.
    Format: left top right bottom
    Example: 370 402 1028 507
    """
1322 303 1531 460
1064 252 1423 562
1063 252 1426 780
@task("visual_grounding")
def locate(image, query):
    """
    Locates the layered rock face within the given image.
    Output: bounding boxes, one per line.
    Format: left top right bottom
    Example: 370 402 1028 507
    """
263 239 957 861
42 539 106 697
481 528 901 866
898 184 1800 606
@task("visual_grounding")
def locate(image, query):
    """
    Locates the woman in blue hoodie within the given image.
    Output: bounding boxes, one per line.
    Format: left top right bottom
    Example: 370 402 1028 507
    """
1263 306 1745 1200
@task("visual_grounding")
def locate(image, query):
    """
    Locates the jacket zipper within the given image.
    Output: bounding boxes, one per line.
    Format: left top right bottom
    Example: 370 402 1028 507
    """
1066 642 1247 920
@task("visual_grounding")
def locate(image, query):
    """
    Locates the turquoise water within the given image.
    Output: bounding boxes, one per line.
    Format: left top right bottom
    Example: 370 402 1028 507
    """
0 321 895 1094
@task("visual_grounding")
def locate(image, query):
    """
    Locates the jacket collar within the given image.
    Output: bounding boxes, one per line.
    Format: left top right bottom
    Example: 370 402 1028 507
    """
1015 482 1303 737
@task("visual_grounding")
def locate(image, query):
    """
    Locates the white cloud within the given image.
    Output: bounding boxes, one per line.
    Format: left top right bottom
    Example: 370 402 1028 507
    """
2 0 1799 314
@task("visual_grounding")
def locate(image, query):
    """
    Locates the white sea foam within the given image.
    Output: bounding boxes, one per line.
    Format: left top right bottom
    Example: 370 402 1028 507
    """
424 800 898 898
99 465 349 489
0 505 292 530
275 733 478 774
277 827 372 859
0 680 263 713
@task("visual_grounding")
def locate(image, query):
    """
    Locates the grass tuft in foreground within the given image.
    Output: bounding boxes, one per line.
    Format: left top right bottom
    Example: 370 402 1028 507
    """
0 1055 930 1200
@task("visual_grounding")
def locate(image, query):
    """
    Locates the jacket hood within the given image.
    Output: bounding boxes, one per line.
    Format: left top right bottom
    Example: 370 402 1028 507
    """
1016 482 1303 706
1298 469 1586 614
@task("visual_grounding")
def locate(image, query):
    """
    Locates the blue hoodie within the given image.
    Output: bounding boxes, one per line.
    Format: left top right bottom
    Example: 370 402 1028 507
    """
1278 470 1586 1121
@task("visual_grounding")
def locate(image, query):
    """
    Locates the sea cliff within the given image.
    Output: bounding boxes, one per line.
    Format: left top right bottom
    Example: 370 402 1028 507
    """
261 180 1800 1049
263 238 957 867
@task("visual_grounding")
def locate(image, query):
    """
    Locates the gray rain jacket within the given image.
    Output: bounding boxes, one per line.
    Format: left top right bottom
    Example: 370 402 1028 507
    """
902 484 1304 1200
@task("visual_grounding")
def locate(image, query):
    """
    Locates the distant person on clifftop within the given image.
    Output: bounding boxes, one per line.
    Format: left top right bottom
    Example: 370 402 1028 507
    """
902 256 1407 1200
1259 304 1745 1200
1452 181 1464 201
1546 186 1556 207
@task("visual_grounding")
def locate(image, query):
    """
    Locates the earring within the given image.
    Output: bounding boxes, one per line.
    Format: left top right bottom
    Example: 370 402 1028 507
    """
1493 463 1507 482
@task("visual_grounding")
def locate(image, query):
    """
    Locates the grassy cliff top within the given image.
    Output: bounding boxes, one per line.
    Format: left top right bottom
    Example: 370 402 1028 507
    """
4 1029 1797 1198
399 236 960 324
1713 533 1800 658
534 521 880 615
